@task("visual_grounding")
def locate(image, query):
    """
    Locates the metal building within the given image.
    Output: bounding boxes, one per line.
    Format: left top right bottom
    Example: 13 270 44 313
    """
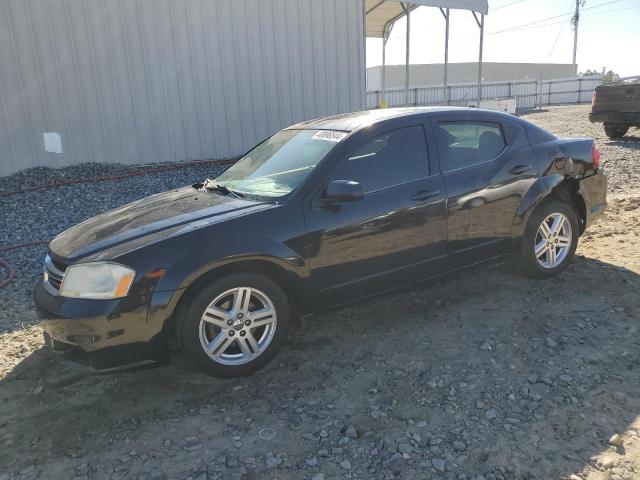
0 0 365 177
0 0 489 177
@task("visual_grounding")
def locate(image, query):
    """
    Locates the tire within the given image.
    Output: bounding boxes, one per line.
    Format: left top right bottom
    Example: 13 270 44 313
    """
516 199 579 278
180 273 290 377
604 125 628 139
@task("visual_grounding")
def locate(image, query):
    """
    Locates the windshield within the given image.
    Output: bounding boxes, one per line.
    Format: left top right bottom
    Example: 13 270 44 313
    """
214 129 347 198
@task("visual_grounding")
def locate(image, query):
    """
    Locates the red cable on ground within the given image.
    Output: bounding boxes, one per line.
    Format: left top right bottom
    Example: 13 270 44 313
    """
0 158 235 198
1 157 237 287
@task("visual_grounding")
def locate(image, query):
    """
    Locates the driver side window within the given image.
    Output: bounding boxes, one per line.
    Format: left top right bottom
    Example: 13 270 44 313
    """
330 125 429 194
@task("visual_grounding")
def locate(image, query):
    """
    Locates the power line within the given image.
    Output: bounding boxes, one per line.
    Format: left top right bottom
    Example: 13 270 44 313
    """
548 21 569 56
452 5 640 42
491 0 527 12
456 0 630 39
548 0 575 57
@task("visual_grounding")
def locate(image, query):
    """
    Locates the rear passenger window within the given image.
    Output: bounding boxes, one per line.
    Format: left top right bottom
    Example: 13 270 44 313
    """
438 122 506 171
331 125 429 193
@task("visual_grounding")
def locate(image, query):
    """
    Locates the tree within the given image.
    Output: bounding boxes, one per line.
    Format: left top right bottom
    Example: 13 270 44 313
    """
603 70 620 84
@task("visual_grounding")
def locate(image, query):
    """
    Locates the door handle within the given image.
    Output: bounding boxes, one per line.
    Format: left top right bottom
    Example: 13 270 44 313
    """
410 189 441 202
509 164 532 175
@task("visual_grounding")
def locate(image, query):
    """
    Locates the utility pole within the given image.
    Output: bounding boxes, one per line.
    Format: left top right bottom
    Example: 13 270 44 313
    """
572 0 584 76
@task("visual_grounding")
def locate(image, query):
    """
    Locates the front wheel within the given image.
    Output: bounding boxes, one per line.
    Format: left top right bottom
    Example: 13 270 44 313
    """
180 273 290 377
516 199 579 278
604 125 628 139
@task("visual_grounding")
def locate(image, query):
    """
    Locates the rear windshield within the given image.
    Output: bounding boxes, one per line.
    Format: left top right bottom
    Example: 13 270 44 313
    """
522 119 557 145
215 129 346 199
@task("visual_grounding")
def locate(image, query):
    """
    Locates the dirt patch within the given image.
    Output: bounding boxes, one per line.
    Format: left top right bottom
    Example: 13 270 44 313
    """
1 105 639 480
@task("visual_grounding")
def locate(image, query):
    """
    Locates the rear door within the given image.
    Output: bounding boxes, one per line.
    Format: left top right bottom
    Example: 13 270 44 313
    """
431 113 538 268
304 121 447 307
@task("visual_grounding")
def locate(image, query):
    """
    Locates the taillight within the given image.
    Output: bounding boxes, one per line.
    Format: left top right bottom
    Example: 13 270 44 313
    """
592 143 601 169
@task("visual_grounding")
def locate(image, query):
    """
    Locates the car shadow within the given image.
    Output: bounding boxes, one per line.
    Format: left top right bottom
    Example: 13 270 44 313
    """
1 255 639 479
606 134 640 148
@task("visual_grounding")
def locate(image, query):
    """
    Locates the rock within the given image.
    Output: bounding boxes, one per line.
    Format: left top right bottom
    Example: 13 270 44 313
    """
480 342 492 351
345 426 357 439
340 460 351 470
162 439 172 447
485 409 497 420
608 434 624 447
613 392 626 402
183 437 202 452
258 427 276 441
546 338 558 348
527 375 539 384
558 373 573 383
398 443 413 454
305 457 318 467
600 455 616 469
311 474 324 480
432 458 446 472
453 440 466 452
266 455 281 469
76 462 90 476
382 453 404 468
319 429 329 438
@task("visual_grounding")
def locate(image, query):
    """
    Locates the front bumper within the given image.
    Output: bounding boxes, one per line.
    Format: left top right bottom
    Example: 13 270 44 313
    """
34 280 171 372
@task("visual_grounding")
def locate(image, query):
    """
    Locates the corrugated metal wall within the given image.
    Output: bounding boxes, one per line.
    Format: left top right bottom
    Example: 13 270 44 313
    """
0 0 365 177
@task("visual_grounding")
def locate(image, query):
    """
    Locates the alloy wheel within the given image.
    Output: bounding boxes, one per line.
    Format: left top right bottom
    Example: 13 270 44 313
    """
198 287 277 365
534 212 572 269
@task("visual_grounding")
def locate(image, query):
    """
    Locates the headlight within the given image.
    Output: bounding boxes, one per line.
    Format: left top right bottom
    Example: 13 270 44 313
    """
59 262 135 299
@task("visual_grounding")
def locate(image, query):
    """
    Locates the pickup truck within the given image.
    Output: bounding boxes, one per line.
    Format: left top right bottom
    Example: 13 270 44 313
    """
590 79 640 139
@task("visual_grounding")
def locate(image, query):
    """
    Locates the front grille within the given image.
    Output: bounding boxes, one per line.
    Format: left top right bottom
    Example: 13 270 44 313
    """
44 255 66 293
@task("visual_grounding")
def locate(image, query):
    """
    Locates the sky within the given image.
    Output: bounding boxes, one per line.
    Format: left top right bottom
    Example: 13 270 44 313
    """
366 0 640 77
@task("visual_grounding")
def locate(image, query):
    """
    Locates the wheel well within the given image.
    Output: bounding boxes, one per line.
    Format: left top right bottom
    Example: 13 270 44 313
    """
167 260 300 340
547 179 587 235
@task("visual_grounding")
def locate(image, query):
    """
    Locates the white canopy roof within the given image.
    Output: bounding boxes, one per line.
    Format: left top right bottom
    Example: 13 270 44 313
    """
366 0 489 37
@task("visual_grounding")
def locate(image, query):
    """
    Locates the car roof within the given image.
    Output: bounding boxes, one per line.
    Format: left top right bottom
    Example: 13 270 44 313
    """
286 106 511 132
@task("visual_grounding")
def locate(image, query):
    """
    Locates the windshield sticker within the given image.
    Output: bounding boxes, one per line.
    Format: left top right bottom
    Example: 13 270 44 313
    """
312 130 348 143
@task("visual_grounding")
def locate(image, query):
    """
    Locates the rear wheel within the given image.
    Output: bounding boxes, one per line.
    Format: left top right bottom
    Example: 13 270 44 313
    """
604 125 628 139
180 273 290 377
516 199 579 278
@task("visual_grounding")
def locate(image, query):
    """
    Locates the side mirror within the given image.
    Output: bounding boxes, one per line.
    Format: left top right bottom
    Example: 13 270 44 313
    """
324 180 364 203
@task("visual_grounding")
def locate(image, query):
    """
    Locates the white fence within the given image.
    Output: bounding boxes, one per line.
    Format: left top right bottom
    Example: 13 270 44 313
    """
366 75 604 111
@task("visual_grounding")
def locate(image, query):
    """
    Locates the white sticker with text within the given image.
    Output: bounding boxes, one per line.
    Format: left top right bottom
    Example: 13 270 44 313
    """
312 130 348 143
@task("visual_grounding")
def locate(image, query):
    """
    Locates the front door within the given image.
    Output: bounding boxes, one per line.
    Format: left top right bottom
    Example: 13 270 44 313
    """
304 123 447 308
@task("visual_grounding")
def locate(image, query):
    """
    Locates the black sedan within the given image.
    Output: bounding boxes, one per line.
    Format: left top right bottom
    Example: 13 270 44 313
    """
34 107 607 377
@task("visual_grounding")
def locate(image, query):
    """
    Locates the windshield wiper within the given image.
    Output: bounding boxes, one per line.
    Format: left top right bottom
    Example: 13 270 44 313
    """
202 179 245 199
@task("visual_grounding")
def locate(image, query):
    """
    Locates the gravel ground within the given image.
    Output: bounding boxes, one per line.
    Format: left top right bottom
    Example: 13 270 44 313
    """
1 105 639 480
0 161 229 332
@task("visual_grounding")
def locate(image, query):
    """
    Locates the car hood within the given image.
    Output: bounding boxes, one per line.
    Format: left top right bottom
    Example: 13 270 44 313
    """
49 186 271 262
